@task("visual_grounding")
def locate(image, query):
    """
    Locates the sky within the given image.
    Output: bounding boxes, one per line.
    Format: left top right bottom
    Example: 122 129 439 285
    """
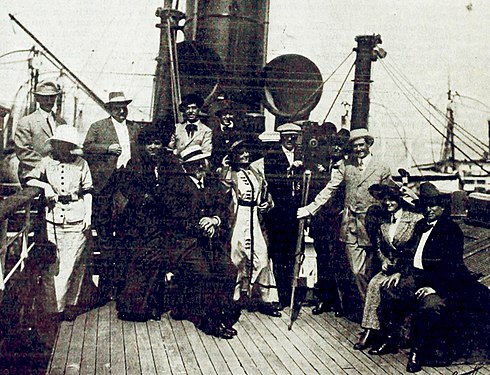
1 0 489 171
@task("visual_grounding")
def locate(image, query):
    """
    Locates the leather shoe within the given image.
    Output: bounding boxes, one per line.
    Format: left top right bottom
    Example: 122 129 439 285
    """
334 308 344 317
353 329 375 350
368 338 398 355
406 351 422 373
312 302 332 315
258 303 282 318
224 325 238 336
207 323 235 339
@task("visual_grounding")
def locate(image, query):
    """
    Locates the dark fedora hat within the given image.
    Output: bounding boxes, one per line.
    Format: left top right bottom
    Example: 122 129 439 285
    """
179 93 204 112
369 182 401 201
419 182 445 206
214 100 236 117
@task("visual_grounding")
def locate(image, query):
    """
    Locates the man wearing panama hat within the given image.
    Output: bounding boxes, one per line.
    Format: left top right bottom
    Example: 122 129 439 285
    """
83 91 142 302
14 80 67 183
298 128 392 306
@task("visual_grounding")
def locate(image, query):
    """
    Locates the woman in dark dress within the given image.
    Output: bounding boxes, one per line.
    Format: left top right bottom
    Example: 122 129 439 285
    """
116 123 178 321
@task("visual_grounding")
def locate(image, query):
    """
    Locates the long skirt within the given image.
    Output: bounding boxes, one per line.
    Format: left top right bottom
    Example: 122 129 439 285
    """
231 205 279 303
45 221 87 313
361 271 392 330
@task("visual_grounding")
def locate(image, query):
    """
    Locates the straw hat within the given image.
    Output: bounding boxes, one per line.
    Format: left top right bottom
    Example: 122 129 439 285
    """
34 81 60 96
277 123 302 134
349 128 374 145
48 125 82 148
180 145 211 164
105 91 132 106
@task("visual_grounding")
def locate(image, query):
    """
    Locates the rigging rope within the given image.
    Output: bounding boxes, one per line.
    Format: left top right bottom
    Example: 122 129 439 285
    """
291 50 355 120
384 58 488 152
380 59 490 174
322 61 355 123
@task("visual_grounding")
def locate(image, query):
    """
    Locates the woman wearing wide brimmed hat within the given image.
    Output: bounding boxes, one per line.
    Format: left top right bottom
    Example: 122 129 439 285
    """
25 125 94 321
353 181 423 352
221 137 282 318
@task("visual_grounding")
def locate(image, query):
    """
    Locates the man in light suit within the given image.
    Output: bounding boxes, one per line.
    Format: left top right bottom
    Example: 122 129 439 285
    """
168 93 212 157
14 80 66 184
298 128 392 302
83 91 141 301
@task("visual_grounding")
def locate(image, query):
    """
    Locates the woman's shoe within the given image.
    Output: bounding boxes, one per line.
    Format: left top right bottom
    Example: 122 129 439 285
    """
312 302 332 315
353 329 375 350
368 337 398 355
258 303 282 317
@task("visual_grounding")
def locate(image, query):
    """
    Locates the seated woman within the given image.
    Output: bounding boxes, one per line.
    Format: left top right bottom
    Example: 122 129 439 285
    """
221 138 282 317
116 124 177 321
353 182 422 351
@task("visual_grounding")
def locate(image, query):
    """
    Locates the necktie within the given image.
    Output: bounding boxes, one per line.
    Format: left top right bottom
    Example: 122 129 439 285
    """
391 214 396 224
358 158 364 171
186 123 197 137
197 180 203 189
46 113 55 135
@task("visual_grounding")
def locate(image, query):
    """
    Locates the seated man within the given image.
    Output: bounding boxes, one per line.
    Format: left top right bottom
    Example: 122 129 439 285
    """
372 182 479 373
162 145 238 339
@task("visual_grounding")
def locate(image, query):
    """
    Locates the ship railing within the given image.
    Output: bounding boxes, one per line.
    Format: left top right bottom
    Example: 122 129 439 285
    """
0 186 42 303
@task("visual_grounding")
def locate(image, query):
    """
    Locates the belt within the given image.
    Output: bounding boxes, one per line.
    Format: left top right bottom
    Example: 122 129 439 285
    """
237 199 257 207
58 193 79 204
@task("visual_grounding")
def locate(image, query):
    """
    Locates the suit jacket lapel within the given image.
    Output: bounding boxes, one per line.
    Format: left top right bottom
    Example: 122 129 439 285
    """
357 157 378 186
37 112 53 138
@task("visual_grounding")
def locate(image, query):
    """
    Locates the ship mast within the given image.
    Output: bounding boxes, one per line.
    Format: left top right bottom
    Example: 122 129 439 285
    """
441 89 456 172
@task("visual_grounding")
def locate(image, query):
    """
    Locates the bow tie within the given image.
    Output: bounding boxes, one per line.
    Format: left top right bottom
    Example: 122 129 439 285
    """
186 123 198 136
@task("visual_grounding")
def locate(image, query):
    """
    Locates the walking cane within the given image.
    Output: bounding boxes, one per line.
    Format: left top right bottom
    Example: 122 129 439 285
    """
288 169 312 330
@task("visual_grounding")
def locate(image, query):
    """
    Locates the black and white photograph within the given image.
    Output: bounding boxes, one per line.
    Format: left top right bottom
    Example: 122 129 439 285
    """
0 1 489 374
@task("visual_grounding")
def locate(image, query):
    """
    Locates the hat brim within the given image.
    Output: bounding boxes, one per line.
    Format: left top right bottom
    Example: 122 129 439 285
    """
34 91 59 96
181 152 211 163
369 184 401 200
349 135 374 145
105 100 132 107
48 137 82 148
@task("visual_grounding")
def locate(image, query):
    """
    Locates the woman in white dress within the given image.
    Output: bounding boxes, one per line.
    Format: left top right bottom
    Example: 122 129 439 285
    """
222 139 281 317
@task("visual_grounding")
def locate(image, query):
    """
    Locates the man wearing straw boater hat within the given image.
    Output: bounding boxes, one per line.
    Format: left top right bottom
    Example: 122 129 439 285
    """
297 128 392 307
162 144 239 339
83 91 141 302
14 80 67 183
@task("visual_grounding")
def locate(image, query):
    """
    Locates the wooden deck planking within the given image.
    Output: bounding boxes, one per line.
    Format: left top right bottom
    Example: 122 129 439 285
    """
48 302 489 375
49 317 74 374
146 319 173 374
95 303 111 375
325 311 408 375
256 310 334 374
167 318 202 374
194 328 235 375
206 333 247 375
237 312 289 374
120 320 142 374
158 314 187 374
65 313 87 374
134 322 157 375
301 312 379 375
244 312 309 374
109 302 126 375
180 319 219 374
222 318 263 375
80 308 99 375
276 311 349 374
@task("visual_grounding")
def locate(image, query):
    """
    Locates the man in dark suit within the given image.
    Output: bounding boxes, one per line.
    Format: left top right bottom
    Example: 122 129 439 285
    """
168 93 212 157
14 80 67 183
83 91 141 301
264 123 304 307
371 182 473 372
163 145 238 339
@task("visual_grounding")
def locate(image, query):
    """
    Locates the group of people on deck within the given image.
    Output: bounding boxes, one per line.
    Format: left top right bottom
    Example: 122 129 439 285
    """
13 81 489 372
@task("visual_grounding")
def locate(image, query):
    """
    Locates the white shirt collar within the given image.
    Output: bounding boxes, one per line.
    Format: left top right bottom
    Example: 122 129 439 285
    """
189 176 204 189
111 117 127 127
